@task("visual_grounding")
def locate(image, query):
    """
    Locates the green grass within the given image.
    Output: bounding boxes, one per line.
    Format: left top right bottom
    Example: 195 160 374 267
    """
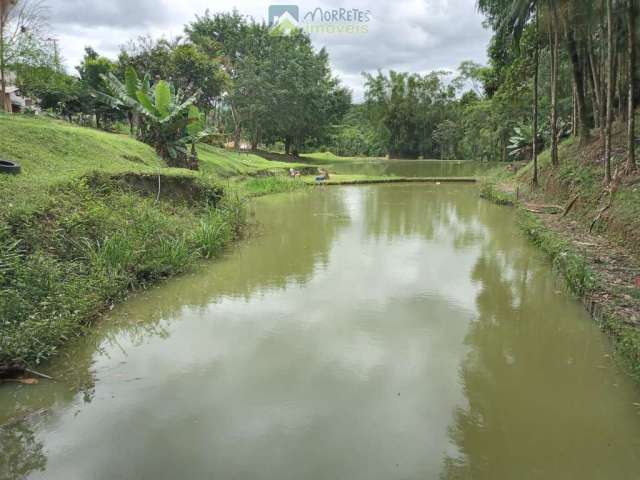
0 114 197 217
0 114 254 367
301 174 476 185
478 181 516 205
0 114 308 213
235 175 309 196
198 144 306 178
300 151 385 164
0 176 249 366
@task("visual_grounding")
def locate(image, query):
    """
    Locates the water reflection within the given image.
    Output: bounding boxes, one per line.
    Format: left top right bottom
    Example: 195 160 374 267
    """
328 160 498 178
441 201 640 479
0 420 46 480
1 185 639 480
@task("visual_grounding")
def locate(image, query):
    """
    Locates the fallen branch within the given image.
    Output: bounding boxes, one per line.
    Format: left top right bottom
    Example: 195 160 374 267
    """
0 365 54 381
524 204 564 214
590 167 621 233
589 200 612 233
24 368 54 381
562 194 580 217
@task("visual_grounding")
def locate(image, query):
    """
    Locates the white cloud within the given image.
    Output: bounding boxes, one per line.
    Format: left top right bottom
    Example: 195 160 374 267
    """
47 0 491 101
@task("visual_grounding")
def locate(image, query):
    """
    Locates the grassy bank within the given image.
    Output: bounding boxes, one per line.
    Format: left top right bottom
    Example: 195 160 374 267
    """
480 122 640 380
0 115 256 367
302 175 476 185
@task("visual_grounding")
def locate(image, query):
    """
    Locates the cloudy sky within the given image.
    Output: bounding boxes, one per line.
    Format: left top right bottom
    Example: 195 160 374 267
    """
48 0 491 100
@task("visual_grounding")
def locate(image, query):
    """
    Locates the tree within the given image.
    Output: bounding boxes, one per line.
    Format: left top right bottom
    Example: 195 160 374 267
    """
563 2 592 143
604 0 614 184
117 36 227 115
98 67 208 170
186 12 348 154
478 0 541 179
548 0 560 165
433 120 462 159
363 70 457 159
170 43 226 112
531 6 540 187
186 10 252 148
626 0 637 172
0 0 47 112
76 47 118 129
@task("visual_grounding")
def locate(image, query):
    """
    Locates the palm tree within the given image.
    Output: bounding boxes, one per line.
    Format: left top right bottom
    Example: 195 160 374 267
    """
483 0 541 185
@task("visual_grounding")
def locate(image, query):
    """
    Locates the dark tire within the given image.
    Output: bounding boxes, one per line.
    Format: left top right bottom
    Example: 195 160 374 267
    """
0 160 21 175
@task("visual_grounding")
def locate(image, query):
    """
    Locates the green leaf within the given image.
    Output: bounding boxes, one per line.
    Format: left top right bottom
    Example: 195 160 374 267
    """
136 90 158 117
142 74 151 93
158 91 200 125
124 67 139 99
98 73 139 110
187 105 204 136
154 81 171 118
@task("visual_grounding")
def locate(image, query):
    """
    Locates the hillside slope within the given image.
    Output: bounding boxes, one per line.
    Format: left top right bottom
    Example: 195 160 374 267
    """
0 115 305 212
0 115 259 368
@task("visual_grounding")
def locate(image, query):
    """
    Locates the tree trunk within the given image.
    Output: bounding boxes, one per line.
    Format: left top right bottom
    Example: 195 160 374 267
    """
189 142 199 171
618 48 626 119
565 22 591 142
292 136 300 157
612 33 620 116
233 126 241 151
588 41 602 129
627 0 637 171
0 57 6 113
285 137 292 156
251 125 260 151
605 0 614 184
572 81 578 136
0 0 8 113
550 1 560 166
532 10 540 188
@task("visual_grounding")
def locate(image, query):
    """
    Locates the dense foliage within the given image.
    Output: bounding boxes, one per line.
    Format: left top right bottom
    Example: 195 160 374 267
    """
3 0 637 174
324 0 637 176
3 8 350 161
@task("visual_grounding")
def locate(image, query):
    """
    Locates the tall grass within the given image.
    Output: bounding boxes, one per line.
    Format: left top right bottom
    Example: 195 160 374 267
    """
192 210 232 258
240 175 308 196
0 179 247 366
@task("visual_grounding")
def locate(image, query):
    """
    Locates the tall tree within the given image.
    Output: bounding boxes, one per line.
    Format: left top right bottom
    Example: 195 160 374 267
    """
549 0 560 165
531 7 540 187
626 0 637 172
0 0 47 112
76 47 115 129
604 0 614 183
563 2 591 143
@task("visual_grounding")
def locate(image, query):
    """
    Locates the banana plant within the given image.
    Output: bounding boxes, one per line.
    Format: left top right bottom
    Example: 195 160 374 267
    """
96 67 211 170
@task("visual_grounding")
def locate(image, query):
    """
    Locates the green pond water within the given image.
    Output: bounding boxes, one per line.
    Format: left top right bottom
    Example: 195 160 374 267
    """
323 159 499 177
1 184 640 479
